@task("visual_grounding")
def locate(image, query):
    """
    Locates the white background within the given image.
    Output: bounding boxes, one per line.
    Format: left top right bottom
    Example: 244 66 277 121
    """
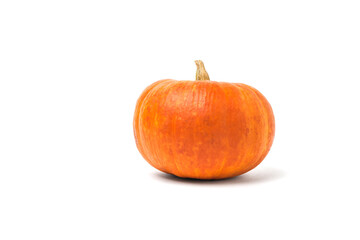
1 0 359 239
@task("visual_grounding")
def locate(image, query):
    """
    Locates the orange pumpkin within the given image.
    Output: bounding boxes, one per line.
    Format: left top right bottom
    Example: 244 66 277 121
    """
133 60 275 179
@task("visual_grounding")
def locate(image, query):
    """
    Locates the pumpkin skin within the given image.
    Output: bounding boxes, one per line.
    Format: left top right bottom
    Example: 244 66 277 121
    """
133 79 275 180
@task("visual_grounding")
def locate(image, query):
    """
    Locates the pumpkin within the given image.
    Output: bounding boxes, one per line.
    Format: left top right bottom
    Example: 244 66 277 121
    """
133 60 275 179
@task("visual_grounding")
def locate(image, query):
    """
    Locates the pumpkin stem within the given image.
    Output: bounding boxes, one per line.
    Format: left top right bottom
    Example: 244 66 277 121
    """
195 60 210 81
